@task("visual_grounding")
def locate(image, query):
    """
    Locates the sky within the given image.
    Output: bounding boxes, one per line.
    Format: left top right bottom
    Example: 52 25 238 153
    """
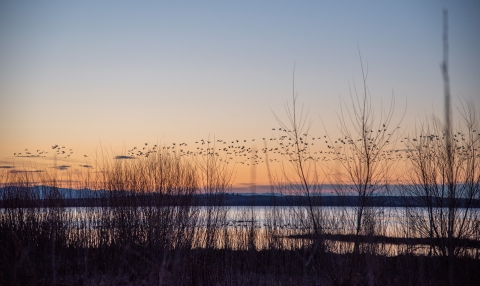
1 1 479 189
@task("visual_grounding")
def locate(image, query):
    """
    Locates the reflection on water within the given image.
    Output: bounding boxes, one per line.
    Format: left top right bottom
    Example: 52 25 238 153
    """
2 206 479 257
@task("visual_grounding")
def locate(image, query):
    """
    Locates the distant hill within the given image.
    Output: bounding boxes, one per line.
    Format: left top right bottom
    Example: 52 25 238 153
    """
0 185 107 199
1 186 479 208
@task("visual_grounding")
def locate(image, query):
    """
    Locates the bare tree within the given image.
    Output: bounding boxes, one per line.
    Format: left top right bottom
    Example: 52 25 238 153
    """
271 69 326 277
402 11 480 286
403 99 480 282
326 53 403 285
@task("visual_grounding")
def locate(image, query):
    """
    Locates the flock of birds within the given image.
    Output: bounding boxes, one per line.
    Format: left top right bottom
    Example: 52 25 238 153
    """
14 144 75 159
114 126 411 167
10 127 479 172
11 144 92 170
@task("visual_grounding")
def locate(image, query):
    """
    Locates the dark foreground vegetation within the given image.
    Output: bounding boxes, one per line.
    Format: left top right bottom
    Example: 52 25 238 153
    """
1 185 480 286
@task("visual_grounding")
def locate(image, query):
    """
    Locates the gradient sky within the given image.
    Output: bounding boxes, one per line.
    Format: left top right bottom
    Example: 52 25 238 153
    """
1 1 479 187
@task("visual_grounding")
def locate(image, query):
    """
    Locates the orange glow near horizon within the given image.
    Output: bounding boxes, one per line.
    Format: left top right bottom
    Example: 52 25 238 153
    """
0 135 414 192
